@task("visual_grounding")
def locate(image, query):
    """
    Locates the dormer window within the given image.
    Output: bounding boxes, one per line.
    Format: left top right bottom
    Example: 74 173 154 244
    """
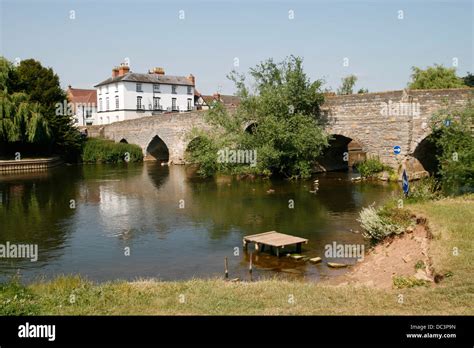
153 84 160 93
187 86 192 95
172 85 177 94
136 83 143 92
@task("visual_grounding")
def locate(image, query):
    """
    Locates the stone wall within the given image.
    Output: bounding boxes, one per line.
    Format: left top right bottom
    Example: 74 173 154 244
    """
87 88 473 175
92 111 212 164
323 88 473 177
0 157 63 173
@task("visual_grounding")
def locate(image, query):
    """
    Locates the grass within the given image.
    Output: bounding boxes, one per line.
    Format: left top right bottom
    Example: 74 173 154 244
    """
1 195 472 315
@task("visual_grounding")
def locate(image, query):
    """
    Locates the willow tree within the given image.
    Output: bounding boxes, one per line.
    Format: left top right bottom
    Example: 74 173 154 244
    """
0 90 51 153
1 56 81 160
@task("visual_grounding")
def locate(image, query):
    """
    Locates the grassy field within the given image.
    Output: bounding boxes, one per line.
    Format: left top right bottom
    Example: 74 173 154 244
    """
1 195 472 315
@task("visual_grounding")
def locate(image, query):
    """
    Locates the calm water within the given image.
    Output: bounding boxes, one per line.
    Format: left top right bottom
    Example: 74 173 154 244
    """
0 164 400 283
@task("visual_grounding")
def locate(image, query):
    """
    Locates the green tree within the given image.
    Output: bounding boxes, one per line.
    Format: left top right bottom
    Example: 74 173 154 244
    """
187 56 329 179
9 58 82 159
0 58 51 156
429 102 474 195
337 75 357 95
408 64 466 89
0 91 51 145
463 72 474 87
357 88 369 94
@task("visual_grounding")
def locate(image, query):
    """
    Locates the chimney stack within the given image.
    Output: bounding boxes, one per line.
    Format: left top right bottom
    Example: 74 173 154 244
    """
117 63 130 76
112 67 119 78
187 74 195 85
153 67 165 75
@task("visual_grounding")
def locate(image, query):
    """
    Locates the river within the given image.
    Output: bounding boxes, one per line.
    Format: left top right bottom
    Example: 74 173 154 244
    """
0 163 400 283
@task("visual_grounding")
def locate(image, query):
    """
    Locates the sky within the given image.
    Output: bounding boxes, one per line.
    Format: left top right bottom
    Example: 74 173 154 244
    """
1 0 473 95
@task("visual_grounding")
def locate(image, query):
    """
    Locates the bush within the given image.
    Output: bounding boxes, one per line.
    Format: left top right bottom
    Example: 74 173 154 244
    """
186 56 329 179
356 158 391 178
430 103 474 195
406 177 442 202
82 138 143 163
357 205 405 241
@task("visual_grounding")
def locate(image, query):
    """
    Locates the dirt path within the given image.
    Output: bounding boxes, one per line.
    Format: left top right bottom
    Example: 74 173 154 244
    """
328 219 434 289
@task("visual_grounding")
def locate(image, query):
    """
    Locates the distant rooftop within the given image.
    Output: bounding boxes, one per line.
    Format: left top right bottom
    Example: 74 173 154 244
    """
94 73 194 88
67 87 97 104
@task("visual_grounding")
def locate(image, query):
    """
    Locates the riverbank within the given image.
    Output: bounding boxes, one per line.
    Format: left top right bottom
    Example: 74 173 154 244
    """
1 195 472 315
0 157 63 173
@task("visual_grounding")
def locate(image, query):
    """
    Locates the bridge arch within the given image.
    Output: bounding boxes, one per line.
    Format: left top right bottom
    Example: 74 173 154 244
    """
316 133 367 171
145 135 170 163
412 132 440 175
183 136 208 164
119 138 128 144
243 121 258 134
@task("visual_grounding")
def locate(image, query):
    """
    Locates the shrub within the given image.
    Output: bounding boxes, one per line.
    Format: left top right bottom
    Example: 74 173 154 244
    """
357 205 405 241
82 138 143 163
430 102 474 195
406 177 442 202
356 158 390 178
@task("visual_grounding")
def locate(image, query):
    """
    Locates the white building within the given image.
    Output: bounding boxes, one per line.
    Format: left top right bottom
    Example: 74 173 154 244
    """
94 63 195 125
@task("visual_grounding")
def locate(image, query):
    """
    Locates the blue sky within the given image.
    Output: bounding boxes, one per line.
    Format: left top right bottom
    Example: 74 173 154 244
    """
1 0 472 94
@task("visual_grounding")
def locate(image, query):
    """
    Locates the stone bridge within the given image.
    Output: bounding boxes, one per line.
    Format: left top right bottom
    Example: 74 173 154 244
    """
85 88 472 177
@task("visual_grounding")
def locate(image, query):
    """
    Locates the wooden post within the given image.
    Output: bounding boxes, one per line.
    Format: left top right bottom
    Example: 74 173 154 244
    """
276 247 280 257
224 257 228 279
249 253 253 281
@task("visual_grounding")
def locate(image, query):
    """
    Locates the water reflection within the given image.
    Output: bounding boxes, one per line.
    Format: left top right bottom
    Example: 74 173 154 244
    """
0 163 400 282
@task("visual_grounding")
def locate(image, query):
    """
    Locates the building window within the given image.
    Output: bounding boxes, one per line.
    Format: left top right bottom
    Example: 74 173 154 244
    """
137 96 143 110
99 87 102 95
136 83 143 92
153 97 161 110
172 85 177 94
115 83 118 92
153 84 160 93
99 98 102 111
172 98 177 111
106 85 109 94
106 97 109 111
187 98 192 111
115 96 119 110
187 86 192 95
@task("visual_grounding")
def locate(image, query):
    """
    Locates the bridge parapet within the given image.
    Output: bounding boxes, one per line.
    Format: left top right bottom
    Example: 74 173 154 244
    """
86 88 473 175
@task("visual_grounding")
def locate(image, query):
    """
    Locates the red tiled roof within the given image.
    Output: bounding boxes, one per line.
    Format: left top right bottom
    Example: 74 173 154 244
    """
67 87 97 105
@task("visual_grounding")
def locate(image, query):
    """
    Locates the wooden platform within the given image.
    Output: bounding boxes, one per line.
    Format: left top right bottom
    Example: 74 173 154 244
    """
243 231 308 257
